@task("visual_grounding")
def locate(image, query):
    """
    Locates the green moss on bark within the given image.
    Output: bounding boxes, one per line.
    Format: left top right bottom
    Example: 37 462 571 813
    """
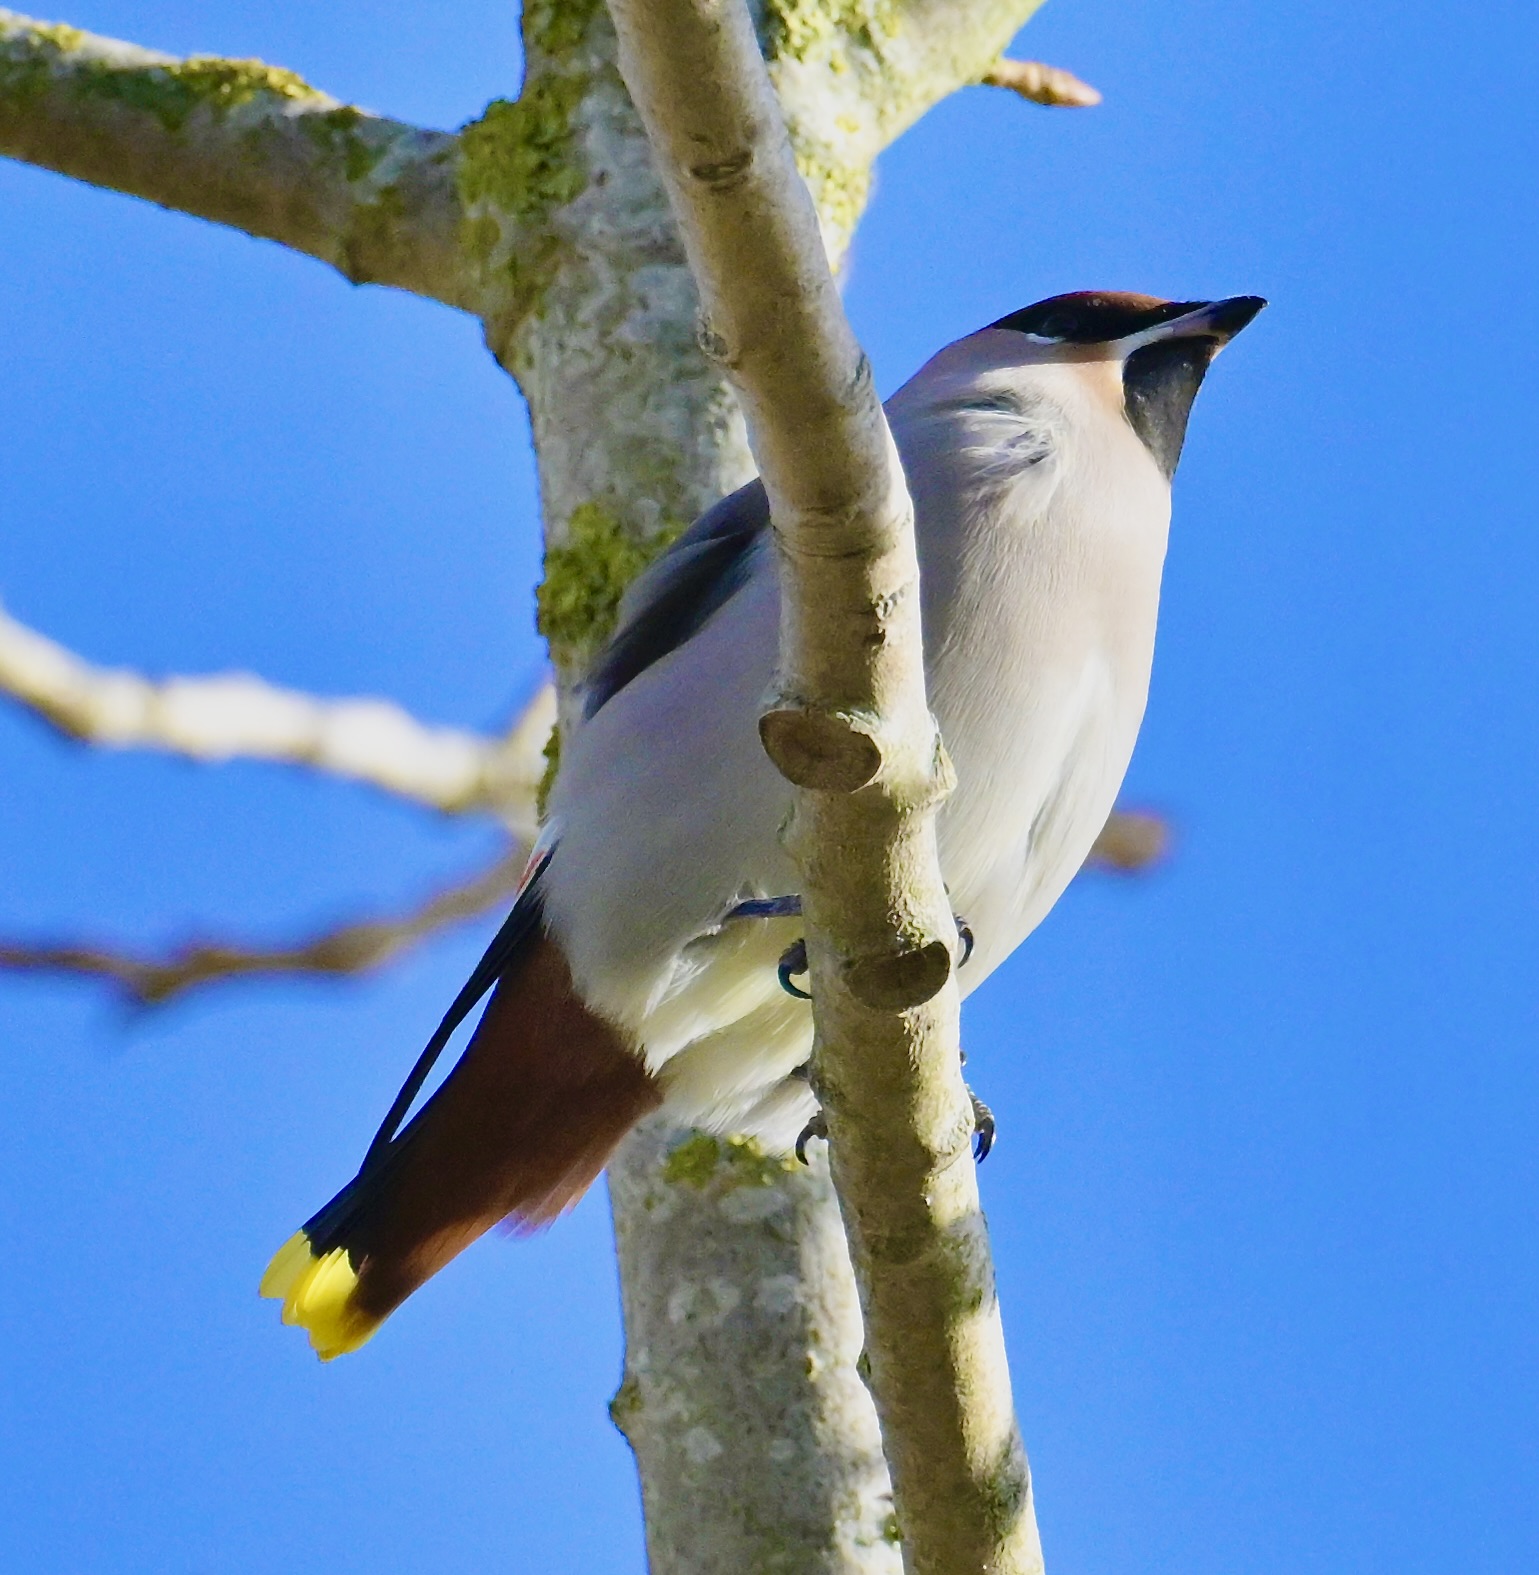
608 1370 643 1430
28 48 324 133
522 0 603 60
0 22 84 104
0 25 400 190
456 77 587 221
761 0 897 62
535 724 562 820
662 1133 800 1190
455 73 590 307
298 104 387 183
536 502 681 663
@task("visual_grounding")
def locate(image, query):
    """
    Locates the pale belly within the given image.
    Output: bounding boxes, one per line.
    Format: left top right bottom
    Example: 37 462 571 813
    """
640 645 1144 1150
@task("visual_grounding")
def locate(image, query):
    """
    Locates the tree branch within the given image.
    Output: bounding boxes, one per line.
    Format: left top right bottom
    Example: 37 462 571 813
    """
751 0 1048 259
1087 808 1168 873
979 58 1101 108
856 0 1051 146
0 599 552 832
0 9 474 308
0 842 526 1006
606 1 1040 1571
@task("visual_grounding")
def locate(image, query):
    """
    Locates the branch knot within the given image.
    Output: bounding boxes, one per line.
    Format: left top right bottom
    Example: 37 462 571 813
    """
688 148 753 188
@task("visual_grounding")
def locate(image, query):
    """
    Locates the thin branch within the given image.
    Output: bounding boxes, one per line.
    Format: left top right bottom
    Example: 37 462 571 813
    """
0 10 474 308
980 57 1101 108
0 843 526 1006
0 599 552 833
606 2 1040 1571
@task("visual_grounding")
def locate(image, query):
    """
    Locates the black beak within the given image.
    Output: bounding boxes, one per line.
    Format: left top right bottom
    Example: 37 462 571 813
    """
1122 296 1265 479
1142 295 1267 347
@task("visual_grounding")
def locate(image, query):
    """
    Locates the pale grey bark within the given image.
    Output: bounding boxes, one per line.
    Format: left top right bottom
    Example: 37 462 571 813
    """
610 1120 901 1574
606 2 1040 1570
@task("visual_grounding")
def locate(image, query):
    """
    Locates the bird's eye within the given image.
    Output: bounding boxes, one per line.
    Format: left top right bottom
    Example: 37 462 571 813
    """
1037 313 1078 340
958 393 1027 416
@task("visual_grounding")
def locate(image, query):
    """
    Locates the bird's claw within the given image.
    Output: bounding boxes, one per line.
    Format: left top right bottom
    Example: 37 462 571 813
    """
778 938 811 999
968 1087 996 1163
795 1111 827 1165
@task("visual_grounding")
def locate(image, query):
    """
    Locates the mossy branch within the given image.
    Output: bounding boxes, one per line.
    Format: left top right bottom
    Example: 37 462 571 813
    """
0 9 476 306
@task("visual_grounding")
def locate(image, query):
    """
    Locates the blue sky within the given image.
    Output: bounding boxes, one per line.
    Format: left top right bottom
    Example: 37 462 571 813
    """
2 1 1536 1570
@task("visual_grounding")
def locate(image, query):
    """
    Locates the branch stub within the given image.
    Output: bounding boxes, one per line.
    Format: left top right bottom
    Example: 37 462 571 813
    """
759 705 883 792
843 938 953 1011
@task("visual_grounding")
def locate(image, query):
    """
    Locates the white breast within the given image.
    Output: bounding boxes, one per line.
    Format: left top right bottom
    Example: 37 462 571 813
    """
906 357 1172 986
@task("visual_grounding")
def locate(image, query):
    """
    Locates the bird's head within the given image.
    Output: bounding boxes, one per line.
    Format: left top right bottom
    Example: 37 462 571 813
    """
983 291 1265 478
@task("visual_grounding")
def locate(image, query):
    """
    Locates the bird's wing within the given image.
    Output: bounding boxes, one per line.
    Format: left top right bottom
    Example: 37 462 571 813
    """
581 479 770 720
353 838 557 1174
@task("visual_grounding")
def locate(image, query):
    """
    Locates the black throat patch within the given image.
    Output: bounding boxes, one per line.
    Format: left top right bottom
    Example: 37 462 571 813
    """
1121 339 1217 479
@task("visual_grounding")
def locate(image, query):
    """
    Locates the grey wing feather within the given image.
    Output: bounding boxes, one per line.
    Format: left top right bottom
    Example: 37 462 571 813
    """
581 480 770 720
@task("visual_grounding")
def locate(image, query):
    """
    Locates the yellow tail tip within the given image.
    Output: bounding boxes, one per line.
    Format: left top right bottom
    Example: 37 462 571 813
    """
260 1230 381 1361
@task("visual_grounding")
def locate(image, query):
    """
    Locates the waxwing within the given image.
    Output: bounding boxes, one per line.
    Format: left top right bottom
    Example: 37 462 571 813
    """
263 290 1264 1358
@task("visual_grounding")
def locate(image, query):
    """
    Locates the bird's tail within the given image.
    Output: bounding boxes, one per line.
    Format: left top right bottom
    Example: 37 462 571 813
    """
261 893 660 1360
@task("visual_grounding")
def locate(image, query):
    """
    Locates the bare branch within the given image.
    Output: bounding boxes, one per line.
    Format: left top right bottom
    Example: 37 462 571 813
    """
980 57 1102 108
0 599 552 833
0 10 475 308
1086 808 1169 873
607 1 1040 1570
0 843 526 1006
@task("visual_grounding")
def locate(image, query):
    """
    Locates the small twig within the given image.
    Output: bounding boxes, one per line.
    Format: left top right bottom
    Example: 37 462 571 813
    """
980 57 1102 108
0 599 552 832
0 843 527 1006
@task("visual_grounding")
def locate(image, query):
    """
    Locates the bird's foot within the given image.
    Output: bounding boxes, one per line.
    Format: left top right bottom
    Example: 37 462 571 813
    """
774 909 967 1000
791 1065 989 1162
795 1111 827 1165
